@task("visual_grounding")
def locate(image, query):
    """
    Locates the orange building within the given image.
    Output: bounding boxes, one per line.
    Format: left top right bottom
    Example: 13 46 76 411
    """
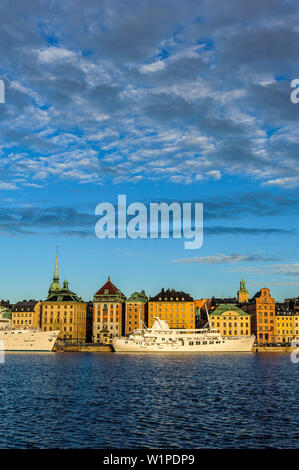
242 287 276 344
125 290 148 334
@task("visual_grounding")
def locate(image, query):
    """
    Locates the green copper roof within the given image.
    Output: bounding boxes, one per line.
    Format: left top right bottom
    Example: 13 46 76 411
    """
127 290 148 302
211 304 250 316
45 282 83 303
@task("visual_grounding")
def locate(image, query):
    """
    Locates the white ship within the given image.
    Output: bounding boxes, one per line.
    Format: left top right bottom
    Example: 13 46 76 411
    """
0 306 60 352
0 329 60 352
113 318 255 353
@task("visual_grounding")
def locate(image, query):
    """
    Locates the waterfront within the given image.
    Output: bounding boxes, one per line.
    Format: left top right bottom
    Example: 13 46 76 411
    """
0 353 298 448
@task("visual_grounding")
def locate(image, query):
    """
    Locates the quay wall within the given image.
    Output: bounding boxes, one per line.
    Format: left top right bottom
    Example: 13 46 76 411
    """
254 346 296 353
54 344 297 353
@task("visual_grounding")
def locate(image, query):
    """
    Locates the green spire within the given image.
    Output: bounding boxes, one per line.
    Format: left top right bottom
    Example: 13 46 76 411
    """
49 245 61 293
240 279 248 293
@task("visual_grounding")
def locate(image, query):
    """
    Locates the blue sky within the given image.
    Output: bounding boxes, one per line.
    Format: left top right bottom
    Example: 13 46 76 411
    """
0 0 299 303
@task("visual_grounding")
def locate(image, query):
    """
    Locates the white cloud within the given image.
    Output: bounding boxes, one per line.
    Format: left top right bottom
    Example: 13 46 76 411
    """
0 182 18 190
36 46 76 63
263 177 299 188
173 253 276 264
140 60 166 73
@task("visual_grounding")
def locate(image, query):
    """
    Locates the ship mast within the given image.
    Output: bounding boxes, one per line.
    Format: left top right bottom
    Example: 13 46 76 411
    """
204 302 211 330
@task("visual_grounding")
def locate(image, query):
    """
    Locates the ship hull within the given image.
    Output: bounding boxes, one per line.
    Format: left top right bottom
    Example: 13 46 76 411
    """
113 336 255 353
0 329 60 352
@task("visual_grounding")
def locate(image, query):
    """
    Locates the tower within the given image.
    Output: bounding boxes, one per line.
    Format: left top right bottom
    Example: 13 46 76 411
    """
48 245 61 294
237 279 249 303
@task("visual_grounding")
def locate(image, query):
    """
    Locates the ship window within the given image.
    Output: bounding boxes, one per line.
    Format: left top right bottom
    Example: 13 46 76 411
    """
189 341 194 345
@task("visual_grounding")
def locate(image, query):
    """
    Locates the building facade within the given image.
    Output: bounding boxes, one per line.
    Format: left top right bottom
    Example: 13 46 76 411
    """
242 287 276 344
125 290 148 334
41 248 87 343
148 288 195 329
209 304 251 337
93 277 126 344
11 300 42 329
275 303 299 344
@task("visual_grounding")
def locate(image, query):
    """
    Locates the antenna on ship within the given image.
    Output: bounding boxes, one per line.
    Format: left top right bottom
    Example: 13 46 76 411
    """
204 302 211 330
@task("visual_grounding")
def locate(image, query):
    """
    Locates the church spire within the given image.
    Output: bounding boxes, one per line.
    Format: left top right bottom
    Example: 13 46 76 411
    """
49 245 61 294
53 245 59 282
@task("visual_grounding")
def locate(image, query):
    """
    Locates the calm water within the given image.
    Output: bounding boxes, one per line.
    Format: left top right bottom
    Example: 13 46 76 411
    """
0 353 298 448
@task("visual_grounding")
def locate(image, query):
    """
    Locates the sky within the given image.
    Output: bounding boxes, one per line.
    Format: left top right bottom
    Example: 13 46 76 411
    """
0 0 299 303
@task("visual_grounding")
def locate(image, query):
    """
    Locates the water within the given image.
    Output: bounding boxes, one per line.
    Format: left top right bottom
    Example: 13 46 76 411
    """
0 353 298 448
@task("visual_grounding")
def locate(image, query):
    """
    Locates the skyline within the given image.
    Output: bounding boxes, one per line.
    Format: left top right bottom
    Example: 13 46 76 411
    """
0 0 299 302
0 245 297 304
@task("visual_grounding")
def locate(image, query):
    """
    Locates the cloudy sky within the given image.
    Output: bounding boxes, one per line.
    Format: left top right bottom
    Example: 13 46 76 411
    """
0 0 299 302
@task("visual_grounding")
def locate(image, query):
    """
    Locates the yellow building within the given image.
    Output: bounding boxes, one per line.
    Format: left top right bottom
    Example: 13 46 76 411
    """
125 290 148 335
237 279 249 303
11 300 42 329
275 303 299 344
41 248 87 343
148 288 195 329
209 304 251 337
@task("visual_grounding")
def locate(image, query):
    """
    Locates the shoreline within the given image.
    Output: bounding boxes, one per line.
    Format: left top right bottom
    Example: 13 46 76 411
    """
54 344 297 354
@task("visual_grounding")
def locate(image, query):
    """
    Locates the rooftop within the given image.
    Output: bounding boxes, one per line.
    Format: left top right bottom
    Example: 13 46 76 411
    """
149 288 193 302
210 304 250 316
94 277 126 300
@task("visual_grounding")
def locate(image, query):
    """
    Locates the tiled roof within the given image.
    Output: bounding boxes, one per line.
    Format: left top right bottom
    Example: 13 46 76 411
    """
149 288 193 302
276 302 294 315
12 299 39 310
94 277 125 299
95 279 119 296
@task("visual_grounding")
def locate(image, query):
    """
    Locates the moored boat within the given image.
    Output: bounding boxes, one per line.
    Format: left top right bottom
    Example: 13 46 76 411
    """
113 318 255 353
0 328 60 352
